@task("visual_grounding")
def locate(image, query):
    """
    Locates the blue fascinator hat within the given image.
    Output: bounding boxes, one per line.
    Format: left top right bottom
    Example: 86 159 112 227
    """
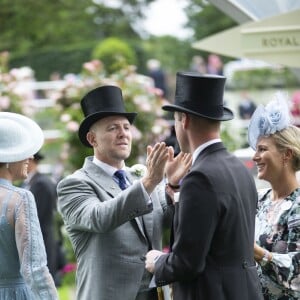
248 92 291 150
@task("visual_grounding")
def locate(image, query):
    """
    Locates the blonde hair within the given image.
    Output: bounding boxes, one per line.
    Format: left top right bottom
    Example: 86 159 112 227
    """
273 125 300 171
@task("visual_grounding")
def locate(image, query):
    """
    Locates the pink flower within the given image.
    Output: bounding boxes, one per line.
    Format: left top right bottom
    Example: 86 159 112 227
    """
66 121 79 132
0 96 10 109
61 113 71 122
62 263 77 274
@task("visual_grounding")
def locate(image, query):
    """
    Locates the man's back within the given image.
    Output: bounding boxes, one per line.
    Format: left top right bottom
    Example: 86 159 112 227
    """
155 143 262 300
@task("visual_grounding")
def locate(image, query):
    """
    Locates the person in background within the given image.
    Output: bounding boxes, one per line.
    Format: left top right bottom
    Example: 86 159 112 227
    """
238 91 257 120
248 92 300 299
147 59 168 97
189 55 207 74
0 112 58 299
145 72 263 300
206 54 223 75
24 151 64 286
57 85 191 300
164 124 180 157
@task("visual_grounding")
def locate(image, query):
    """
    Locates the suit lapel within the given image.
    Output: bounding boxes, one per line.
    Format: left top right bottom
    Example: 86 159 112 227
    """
83 157 121 197
126 166 154 243
83 158 149 239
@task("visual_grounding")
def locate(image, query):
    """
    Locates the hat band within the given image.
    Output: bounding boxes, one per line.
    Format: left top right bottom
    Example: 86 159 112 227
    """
180 101 224 118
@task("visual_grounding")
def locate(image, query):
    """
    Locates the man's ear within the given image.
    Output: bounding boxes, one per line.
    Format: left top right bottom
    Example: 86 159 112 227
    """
182 113 189 130
86 131 97 147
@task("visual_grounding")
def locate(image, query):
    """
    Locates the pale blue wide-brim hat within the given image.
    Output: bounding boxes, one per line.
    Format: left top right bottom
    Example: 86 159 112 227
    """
0 112 44 163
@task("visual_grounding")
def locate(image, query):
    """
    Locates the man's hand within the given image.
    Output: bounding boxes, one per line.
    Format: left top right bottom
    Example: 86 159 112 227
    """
145 249 164 273
254 243 272 262
165 149 192 186
142 142 169 194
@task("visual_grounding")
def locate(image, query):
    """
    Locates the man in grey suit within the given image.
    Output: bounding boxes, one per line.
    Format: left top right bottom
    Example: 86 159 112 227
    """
145 72 264 300
57 85 191 300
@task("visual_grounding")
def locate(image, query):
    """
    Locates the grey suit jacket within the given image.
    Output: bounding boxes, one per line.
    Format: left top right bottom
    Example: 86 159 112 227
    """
57 157 173 300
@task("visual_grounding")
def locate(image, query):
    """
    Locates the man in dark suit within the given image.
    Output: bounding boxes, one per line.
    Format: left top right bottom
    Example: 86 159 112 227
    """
145 72 263 300
25 152 60 284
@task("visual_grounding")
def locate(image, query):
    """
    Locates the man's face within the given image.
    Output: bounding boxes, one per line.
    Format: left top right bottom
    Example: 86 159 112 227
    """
88 115 132 167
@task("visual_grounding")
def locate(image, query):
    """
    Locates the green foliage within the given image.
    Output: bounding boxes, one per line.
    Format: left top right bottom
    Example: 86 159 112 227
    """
220 121 247 152
0 0 94 54
0 0 150 55
0 0 154 80
0 0 244 84
10 45 94 81
58 285 75 300
0 53 27 113
231 68 299 90
141 36 196 74
92 37 137 74
185 0 237 41
45 59 171 173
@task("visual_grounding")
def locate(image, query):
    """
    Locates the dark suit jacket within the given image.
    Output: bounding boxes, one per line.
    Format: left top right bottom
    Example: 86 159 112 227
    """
154 142 263 300
28 172 57 276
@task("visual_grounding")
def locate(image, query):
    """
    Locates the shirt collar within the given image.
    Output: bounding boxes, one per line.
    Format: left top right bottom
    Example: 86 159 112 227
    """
192 138 221 165
92 157 125 176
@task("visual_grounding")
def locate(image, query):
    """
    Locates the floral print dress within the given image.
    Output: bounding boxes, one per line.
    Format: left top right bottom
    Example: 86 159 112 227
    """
255 188 300 300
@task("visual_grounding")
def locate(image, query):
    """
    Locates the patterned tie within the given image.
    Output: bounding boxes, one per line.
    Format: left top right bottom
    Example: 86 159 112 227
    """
114 170 128 190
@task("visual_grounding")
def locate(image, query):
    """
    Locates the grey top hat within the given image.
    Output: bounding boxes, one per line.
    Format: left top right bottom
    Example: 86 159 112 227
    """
162 71 233 121
0 112 44 163
78 85 137 147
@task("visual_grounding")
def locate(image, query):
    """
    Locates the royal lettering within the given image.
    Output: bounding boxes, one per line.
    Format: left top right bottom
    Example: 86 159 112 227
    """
262 36 300 47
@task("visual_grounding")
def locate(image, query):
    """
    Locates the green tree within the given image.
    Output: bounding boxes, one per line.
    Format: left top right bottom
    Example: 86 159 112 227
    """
185 0 237 41
0 0 154 56
92 37 137 74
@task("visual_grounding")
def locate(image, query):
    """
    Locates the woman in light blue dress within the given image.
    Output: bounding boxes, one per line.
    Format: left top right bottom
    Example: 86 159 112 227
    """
0 112 58 299
248 92 300 299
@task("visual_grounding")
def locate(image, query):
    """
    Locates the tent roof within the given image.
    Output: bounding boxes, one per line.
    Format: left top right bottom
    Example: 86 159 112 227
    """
193 3 300 68
209 0 300 23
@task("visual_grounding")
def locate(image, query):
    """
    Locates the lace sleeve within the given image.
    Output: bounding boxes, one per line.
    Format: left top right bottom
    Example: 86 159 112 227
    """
14 189 58 299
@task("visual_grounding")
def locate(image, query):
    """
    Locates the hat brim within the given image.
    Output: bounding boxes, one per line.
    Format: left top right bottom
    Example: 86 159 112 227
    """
162 104 234 121
79 112 137 147
0 112 44 163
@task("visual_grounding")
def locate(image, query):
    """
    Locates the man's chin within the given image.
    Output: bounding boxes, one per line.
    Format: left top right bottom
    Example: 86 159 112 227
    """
118 151 131 160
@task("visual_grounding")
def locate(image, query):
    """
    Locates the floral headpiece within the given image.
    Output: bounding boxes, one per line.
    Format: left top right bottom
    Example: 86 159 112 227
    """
248 92 291 150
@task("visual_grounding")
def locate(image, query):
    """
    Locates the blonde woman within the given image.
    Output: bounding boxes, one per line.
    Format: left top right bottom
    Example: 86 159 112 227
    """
248 92 300 299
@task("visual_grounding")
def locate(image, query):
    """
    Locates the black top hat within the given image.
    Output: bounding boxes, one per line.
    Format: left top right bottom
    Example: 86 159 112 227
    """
162 71 233 121
78 85 137 147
